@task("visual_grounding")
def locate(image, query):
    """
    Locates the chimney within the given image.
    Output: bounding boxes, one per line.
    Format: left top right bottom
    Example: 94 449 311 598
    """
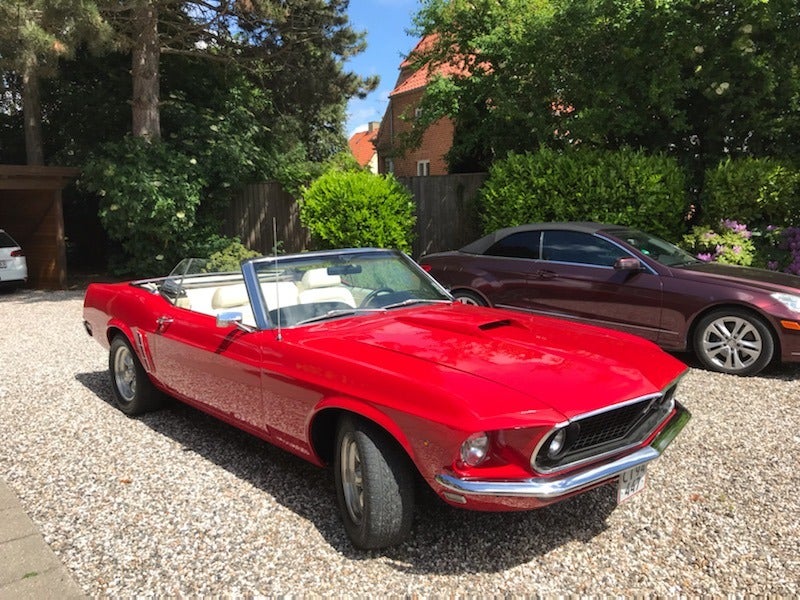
367 121 380 132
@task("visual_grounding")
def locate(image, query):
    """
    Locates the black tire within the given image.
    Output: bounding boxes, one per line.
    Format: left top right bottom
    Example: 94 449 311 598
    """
334 415 415 550
108 335 163 415
693 308 775 376
452 289 488 307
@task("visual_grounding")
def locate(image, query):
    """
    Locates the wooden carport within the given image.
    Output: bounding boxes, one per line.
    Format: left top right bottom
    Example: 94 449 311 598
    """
0 165 80 289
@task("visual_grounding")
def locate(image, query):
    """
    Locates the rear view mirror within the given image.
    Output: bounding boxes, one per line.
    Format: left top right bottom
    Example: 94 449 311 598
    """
614 257 643 271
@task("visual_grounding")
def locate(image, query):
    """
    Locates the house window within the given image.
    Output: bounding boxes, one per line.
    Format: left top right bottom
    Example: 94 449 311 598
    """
414 106 424 119
417 160 430 177
385 158 395 174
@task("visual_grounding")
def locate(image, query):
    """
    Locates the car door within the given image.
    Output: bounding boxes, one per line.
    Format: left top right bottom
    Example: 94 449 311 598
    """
526 230 665 342
149 303 268 431
473 230 544 306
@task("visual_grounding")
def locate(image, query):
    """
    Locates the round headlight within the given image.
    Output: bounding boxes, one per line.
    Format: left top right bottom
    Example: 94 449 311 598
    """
546 429 567 459
460 432 489 466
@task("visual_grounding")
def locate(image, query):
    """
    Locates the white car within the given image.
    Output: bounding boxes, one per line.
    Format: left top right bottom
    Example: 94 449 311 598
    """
0 229 27 290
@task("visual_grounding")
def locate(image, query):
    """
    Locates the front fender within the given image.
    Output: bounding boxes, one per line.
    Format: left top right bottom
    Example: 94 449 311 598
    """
310 396 417 464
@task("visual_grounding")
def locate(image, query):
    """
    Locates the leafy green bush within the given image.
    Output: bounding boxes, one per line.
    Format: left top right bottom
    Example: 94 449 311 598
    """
702 158 800 229
206 239 260 272
300 171 415 252
479 148 689 240
80 137 206 275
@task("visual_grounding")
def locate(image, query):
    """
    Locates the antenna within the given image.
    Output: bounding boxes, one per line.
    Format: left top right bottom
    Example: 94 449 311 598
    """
273 217 282 341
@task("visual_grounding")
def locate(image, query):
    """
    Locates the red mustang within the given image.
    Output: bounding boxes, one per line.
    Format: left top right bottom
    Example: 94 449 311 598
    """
83 248 690 549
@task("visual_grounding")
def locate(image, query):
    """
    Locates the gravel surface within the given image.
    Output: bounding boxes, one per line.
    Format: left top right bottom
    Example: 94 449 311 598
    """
1 288 799 596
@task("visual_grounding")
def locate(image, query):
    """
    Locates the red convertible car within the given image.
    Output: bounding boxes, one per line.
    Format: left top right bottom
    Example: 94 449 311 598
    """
84 248 690 549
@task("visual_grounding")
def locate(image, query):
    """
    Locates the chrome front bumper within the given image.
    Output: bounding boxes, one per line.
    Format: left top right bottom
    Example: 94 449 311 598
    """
435 402 691 501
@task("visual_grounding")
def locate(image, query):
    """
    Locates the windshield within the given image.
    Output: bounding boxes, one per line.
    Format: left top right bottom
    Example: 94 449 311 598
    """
251 249 452 327
608 228 699 267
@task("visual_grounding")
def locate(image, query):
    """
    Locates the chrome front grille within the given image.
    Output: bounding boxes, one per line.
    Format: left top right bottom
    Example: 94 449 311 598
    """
534 385 678 473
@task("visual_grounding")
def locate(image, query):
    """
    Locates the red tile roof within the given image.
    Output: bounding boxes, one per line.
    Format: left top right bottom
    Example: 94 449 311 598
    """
390 34 471 97
348 129 378 167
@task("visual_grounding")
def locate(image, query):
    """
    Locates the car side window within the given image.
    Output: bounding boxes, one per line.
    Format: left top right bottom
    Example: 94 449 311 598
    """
484 231 541 259
542 231 627 267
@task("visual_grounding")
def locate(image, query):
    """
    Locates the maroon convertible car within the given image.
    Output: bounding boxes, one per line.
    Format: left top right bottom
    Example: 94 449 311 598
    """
420 222 800 376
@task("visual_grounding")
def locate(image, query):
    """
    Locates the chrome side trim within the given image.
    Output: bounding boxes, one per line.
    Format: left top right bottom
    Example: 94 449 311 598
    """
434 403 690 500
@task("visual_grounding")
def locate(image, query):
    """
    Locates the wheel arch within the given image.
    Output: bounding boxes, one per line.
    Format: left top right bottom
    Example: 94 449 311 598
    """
309 401 418 470
687 303 781 358
105 320 134 346
449 286 492 306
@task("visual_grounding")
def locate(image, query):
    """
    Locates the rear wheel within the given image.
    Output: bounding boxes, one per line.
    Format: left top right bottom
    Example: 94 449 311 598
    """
452 290 488 307
693 309 774 376
334 416 414 549
109 335 162 415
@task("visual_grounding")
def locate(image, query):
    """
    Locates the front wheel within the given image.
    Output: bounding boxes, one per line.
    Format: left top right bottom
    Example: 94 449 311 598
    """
452 290 488 307
693 309 774 376
109 335 163 415
334 416 415 549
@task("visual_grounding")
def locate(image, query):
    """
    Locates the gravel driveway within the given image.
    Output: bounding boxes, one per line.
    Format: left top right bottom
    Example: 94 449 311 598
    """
1 289 799 596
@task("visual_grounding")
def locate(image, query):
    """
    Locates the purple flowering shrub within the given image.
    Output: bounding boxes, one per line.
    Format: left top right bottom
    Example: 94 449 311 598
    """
682 220 800 274
682 220 756 266
781 226 800 275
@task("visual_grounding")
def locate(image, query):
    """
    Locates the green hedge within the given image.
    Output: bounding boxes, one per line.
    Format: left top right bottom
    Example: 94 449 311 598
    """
702 157 800 229
300 170 416 253
479 148 689 240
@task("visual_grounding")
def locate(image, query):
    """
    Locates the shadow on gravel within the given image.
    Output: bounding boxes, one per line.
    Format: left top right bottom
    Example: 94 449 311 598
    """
671 351 800 381
75 370 618 574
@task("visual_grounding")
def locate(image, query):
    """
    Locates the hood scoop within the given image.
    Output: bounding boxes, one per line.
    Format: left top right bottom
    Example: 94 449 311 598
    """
395 310 522 337
479 318 513 331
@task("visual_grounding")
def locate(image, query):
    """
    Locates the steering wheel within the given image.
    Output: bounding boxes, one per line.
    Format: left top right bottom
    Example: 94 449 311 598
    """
360 287 394 308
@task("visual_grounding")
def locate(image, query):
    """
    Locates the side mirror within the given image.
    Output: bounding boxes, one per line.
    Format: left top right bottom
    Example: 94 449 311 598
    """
216 311 243 328
614 257 643 271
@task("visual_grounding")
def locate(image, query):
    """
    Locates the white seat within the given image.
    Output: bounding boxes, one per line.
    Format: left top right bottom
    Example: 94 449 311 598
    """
298 268 356 307
260 281 300 311
211 284 255 326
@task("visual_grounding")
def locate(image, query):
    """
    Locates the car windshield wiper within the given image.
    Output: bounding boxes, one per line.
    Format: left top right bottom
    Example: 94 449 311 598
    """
294 307 384 326
379 298 453 310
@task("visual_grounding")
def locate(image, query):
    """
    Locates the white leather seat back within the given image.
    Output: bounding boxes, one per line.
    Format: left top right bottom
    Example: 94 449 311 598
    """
298 268 356 307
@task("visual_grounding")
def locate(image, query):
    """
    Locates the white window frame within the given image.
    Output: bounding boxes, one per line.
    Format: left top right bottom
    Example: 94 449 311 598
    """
385 158 395 174
417 160 431 177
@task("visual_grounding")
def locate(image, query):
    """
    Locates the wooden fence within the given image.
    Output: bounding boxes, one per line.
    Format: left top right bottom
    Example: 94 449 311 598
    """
225 173 487 258
222 182 310 254
398 173 486 257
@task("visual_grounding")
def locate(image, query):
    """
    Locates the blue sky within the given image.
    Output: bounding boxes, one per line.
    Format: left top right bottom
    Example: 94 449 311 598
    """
344 0 420 137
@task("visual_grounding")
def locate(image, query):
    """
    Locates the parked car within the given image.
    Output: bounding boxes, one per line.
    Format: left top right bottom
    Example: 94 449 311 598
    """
84 248 690 549
420 222 800 376
0 229 27 290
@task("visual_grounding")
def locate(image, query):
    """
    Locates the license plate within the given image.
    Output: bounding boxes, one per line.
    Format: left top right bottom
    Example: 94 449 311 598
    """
617 464 647 503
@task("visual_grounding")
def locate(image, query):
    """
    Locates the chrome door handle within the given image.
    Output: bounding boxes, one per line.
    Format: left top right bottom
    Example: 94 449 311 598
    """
156 316 174 332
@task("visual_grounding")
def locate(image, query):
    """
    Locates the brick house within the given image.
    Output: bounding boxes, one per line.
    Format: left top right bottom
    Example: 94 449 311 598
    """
374 35 466 177
347 122 380 173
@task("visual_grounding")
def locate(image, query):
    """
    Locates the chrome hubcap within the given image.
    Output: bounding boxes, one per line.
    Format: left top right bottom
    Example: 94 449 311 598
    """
113 346 137 402
701 316 762 371
340 433 364 524
455 295 480 306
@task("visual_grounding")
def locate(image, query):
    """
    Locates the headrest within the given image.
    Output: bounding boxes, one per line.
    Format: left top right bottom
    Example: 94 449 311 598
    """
300 268 341 290
211 284 249 309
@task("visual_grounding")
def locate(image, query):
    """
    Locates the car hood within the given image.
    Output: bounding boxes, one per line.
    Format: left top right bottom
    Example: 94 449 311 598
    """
298 304 686 422
675 262 800 292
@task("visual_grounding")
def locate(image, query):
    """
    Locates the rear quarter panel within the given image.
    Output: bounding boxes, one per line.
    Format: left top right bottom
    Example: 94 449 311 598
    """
84 282 162 352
